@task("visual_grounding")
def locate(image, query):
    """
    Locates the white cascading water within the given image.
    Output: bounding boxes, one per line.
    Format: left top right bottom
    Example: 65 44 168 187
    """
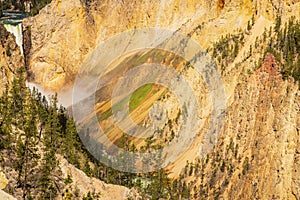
3 23 23 55
2 13 73 107
2 12 71 108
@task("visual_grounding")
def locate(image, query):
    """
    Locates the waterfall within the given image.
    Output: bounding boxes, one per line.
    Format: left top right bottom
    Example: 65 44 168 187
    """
3 23 23 55
1 11 26 55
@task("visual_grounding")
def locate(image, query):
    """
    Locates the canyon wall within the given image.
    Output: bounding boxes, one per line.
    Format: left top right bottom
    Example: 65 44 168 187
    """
182 54 300 199
19 0 300 198
23 0 300 91
0 24 23 93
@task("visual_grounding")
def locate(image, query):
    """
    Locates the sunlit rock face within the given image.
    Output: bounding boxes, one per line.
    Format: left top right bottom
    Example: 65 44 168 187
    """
20 0 300 198
23 0 300 91
0 189 16 200
184 54 300 199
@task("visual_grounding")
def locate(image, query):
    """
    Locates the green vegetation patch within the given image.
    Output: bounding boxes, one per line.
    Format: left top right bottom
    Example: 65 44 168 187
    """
98 84 154 121
98 95 130 121
129 84 153 112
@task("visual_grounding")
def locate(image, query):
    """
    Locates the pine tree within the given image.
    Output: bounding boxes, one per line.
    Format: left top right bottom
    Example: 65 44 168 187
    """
38 147 57 199
64 118 81 168
82 191 94 200
275 15 282 32
10 67 40 199
10 67 27 128
84 160 92 177
45 94 62 148
38 94 61 199
0 84 13 150
251 14 255 26
233 41 239 58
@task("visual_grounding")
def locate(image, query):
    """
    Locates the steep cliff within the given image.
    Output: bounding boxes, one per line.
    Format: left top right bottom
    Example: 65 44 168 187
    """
23 0 300 91
180 54 300 199
19 0 300 199
0 24 23 93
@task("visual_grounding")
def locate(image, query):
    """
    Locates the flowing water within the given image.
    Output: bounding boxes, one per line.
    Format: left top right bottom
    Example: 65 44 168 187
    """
3 23 23 54
1 11 81 108
0 11 27 54
1 12 71 106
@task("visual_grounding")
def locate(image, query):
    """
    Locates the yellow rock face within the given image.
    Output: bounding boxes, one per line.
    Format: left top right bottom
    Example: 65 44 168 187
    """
0 171 8 190
23 0 300 91
20 0 300 198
